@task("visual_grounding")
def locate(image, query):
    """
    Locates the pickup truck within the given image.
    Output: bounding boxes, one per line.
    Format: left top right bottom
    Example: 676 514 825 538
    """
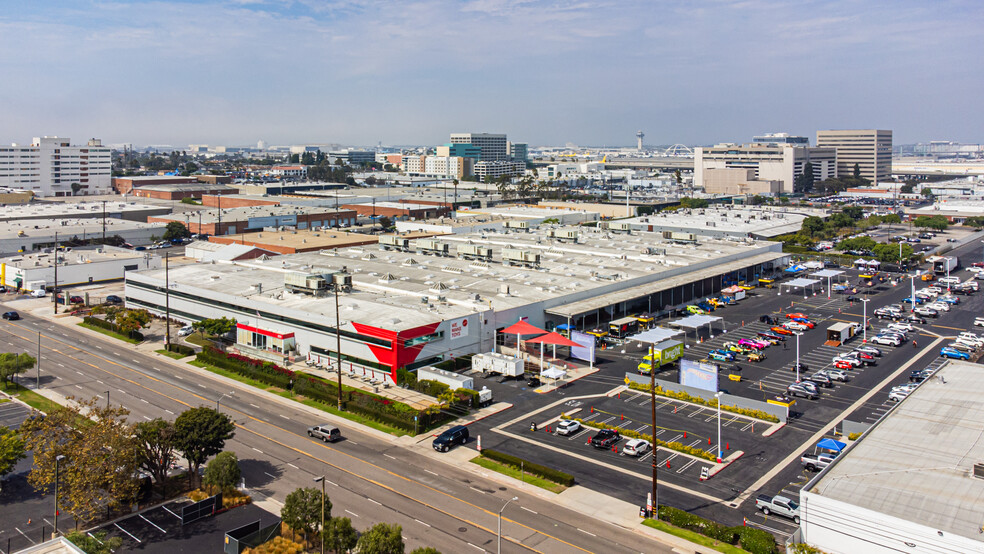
801 452 838 472
588 429 620 449
755 494 800 523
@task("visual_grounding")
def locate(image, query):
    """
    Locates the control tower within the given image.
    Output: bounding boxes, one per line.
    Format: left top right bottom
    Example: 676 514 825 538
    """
636 131 645 151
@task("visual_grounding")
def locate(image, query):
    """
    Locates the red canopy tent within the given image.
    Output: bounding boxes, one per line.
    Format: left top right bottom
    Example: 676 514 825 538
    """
525 331 580 370
499 320 547 355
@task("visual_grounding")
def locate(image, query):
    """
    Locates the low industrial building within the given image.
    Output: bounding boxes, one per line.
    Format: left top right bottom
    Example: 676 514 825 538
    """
112 176 198 194
147 206 359 236
184 241 277 262
207 229 379 254
0 201 171 223
609 206 827 239
129 183 238 201
456 205 599 225
0 218 166 253
1 246 162 291
124 226 785 383
395 215 515 235
340 201 450 220
798 360 984 554
538 201 639 219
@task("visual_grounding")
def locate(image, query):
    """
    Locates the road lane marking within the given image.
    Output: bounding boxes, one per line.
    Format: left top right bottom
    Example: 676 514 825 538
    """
366 498 381 505
470 486 485 494
384 454 396 460
577 528 597 537
252 447 263 454
265 472 276 478
114 523 141 543
287 463 298 469
414 519 431 527
424 470 438 476
345 510 359 517
521 506 537 514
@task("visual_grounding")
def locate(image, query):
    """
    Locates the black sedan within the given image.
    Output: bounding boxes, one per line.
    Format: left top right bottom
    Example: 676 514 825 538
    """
2 311 20 320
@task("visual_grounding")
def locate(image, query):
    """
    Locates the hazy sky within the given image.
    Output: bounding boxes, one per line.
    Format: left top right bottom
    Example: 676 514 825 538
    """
1 0 981 147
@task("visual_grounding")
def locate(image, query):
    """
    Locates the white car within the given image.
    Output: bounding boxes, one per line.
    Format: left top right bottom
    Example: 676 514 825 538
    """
954 337 982 349
622 438 651 457
888 322 914 332
924 286 942 296
823 368 849 382
556 419 582 436
30 289 47 298
889 389 912 402
832 355 862 368
958 332 983 342
968 267 984 274
871 335 901 346
177 325 195 337
927 301 950 312
939 277 962 286
784 322 809 331
975 318 984 327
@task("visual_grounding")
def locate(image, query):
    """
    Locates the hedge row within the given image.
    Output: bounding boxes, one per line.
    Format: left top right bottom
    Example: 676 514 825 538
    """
166 343 196 356
197 347 294 389
480 449 574 486
627 382 780 423
657 506 779 554
565 415 716 461
83 316 144 341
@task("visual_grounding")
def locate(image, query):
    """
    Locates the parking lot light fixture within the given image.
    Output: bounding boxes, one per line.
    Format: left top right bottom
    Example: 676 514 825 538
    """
313 476 327 554
714 392 723 463
795 331 803 383
498 496 518 554
54 454 65 538
860 298 870 342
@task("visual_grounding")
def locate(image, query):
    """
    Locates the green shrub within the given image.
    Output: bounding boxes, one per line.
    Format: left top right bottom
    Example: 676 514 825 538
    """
480 449 574 486
736 527 781 554
848 432 861 440
654 506 779 554
627 382 779 423
165 343 195 356
83 316 144 341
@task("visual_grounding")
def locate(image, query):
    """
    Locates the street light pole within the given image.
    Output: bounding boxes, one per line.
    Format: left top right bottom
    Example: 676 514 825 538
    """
53 454 65 538
795 332 802 382
36 331 41 389
53 232 58 314
165 252 171 348
105 390 110 409
714 392 723 463
313 476 327 554
861 298 870 343
498 496 518 554
216 391 234 411
650 341 659 518
334 284 343 410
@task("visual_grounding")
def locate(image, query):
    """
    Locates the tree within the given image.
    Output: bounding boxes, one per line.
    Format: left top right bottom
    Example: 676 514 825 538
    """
409 548 441 554
290 154 300 163
356 523 404 554
111 309 151 336
301 152 315 166
841 206 864 220
65 530 123 554
173 407 235 488
801 216 826 237
836 237 876 252
913 215 949 231
853 163 862 179
883 213 902 225
70 183 82 196
793 162 814 193
872 242 912 263
0 352 36 388
134 418 177 496
377 216 392 230
20 398 140 526
0 424 26 493
921 187 934 198
191 317 236 337
900 184 914 194
281 486 326 535
162 222 191 242
679 197 708 209
203 451 241 493
326 516 359 554
828 213 855 229
964 216 984 229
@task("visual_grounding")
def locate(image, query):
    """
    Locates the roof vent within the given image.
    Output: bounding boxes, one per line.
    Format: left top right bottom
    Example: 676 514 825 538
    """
974 463 984 480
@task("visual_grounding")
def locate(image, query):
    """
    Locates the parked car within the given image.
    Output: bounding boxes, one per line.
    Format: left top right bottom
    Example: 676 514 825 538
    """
940 347 970 360
105 294 123 304
746 352 766 362
888 389 912 402
771 326 793 336
1 311 19 320
832 355 862 368
913 307 938 318
845 351 876 365
806 372 833 388
854 345 882 357
871 335 902 346
845 295 860 302
755 495 800 523
759 315 778 325
757 332 784 342
833 360 854 370
801 452 838 472
824 368 849 382
790 362 810 373
622 438 651 457
976 317 984 328
589 429 621 449
710 351 731 362
887 322 915 333
432 425 469 452
30 289 46 298
785 313 808 320
906 314 928 325
177 325 195 337
556 419 582 436
686 305 707 315
787 381 819 400
783 322 809 331
738 338 768 349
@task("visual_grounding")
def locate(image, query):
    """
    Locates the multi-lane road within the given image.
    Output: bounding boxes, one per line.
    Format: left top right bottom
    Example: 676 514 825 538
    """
0 306 670 553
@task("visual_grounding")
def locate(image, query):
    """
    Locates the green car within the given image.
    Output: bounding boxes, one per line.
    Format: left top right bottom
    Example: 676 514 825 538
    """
686 305 707 315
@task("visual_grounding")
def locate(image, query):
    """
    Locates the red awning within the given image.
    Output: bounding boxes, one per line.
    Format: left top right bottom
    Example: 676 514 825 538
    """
499 320 547 336
524 331 580 347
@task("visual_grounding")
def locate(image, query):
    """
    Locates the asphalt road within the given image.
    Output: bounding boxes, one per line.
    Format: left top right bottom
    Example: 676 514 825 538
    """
0 306 670 554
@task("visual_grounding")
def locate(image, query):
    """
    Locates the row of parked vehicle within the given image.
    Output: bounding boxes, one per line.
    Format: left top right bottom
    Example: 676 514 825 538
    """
786 345 884 400
554 420 655 458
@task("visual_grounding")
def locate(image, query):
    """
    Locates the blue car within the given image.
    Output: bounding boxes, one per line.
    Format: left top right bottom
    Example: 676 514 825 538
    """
938 296 960 304
902 296 926 304
711 349 736 361
940 347 970 360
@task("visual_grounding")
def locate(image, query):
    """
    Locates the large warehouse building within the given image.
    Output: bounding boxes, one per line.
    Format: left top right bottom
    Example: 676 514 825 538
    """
125 226 786 383
798 360 984 554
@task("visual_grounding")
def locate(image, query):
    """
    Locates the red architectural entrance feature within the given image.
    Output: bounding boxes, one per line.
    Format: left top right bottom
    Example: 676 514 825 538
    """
351 321 441 382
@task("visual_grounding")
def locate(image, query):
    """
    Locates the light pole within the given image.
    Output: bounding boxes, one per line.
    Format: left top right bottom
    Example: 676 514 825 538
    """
36 331 41 389
794 331 803 382
53 231 58 314
104 390 110 409
53 454 65 538
649 339 659 517
165 252 171 348
313 476 327 554
215 391 234 410
498 496 518 554
861 298 870 342
910 271 919 312
714 391 723 463
334 282 343 410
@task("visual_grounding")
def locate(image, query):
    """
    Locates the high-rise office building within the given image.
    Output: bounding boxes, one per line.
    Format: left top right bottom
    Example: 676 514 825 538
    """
816 129 892 183
752 133 809 146
694 143 836 193
0 137 112 197
507 141 528 162
450 133 508 161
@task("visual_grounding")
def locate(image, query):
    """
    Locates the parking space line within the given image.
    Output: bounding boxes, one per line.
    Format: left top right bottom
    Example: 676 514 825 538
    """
676 458 698 474
115 522 141 543
162 505 181 519
15 527 36 545
140 513 167 534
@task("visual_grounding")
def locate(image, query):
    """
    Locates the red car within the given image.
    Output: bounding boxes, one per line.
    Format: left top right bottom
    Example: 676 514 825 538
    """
974 262 984 268
790 318 815 329
833 360 854 370
786 313 808 319
771 326 794 335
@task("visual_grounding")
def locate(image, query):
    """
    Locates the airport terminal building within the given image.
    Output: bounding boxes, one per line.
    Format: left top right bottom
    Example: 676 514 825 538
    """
125 226 786 382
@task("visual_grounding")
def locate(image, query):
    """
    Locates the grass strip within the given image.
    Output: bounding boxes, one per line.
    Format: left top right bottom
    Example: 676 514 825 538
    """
155 349 188 360
78 322 141 344
642 519 751 554
1 382 65 414
188 360 409 436
470 456 566 493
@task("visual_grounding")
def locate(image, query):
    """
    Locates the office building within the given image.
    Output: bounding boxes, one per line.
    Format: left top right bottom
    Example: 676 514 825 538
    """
752 133 809 146
508 142 529 162
436 144 481 160
330 150 376 165
0 246 162 291
0 137 112 197
147 206 358 236
816 129 893 183
474 161 526 182
694 144 836 193
423 156 473 179
450 133 508 161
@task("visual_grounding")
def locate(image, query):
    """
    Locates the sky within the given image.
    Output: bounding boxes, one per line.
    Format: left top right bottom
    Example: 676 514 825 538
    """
1 0 982 148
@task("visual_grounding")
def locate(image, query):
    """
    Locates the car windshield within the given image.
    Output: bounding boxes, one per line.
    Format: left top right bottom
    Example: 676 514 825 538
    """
788 501 799 510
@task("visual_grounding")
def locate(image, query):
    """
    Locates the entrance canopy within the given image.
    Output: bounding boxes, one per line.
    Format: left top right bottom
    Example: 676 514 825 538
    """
541 367 567 380
629 327 684 343
785 278 821 288
671 314 722 329
500 320 546 336
525 332 581 348
810 269 845 279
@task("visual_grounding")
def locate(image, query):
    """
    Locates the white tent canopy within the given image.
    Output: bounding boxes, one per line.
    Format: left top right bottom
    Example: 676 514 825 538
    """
810 269 845 278
672 314 722 328
629 327 684 343
785 278 821 288
541 367 567 380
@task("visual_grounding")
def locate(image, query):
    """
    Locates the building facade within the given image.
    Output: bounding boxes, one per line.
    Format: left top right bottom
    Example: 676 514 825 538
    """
0 137 112 196
423 156 473 179
436 144 481 160
694 144 836 193
474 161 526 182
507 142 529 162
752 133 809 146
816 129 893 183
450 133 508 161
269 165 308 178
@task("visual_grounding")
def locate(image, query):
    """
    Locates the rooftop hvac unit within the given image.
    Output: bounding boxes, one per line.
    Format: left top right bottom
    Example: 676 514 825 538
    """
457 244 493 261
609 221 631 234
548 229 579 242
331 272 352 292
284 271 328 294
975 463 984 479
410 238 450 256
379 234 410 251
502 248 540 267
504 220 530 230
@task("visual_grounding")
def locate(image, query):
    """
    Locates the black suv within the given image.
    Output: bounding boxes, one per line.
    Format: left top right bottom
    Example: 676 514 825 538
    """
105 295 123 304
589 429 620 449
2 311 19 321
432 425 469 452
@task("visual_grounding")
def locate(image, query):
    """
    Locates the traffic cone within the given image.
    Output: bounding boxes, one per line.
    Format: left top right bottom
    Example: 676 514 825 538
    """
726 442 730 450
684 431 687 438
27 519 31 525
590 406 594 413
612 445 616 452
674 406 677 414
666 460 671 469
618 392 621 399
708 437 712 445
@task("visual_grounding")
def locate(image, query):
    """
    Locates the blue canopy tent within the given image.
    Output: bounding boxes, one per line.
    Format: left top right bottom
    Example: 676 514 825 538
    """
816 438 846 452
555 323 575 330
784 265 806 274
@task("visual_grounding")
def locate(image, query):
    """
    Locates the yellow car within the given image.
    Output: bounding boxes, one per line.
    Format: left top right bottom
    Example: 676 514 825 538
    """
747 352 766 362
686 305 707 315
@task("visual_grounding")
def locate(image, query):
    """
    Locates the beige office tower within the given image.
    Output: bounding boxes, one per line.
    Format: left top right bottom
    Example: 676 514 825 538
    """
816 129 892 183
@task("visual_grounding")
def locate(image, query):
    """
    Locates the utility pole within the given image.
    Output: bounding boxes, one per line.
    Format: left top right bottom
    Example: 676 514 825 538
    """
36 331 41 389
53 232 58 314
335 283 343 410
101 200 107 243
650 343 658 518
165 253 171 348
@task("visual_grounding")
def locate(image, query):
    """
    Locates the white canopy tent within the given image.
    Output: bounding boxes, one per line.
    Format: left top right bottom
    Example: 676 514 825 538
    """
669 314 724 343
780 277 821 298
541 367 567 380
628 327 685 345
811 269 846 299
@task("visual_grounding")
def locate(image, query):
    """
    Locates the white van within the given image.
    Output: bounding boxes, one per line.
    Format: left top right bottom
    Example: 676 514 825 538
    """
30 289 46 298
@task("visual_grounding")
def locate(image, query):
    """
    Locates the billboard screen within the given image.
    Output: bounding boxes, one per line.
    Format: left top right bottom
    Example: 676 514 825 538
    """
679 359 718 392
569 331 596 364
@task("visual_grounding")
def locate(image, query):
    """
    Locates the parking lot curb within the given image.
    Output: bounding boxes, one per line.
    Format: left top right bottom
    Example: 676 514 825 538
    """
763 422 785 437
707 451 744 478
